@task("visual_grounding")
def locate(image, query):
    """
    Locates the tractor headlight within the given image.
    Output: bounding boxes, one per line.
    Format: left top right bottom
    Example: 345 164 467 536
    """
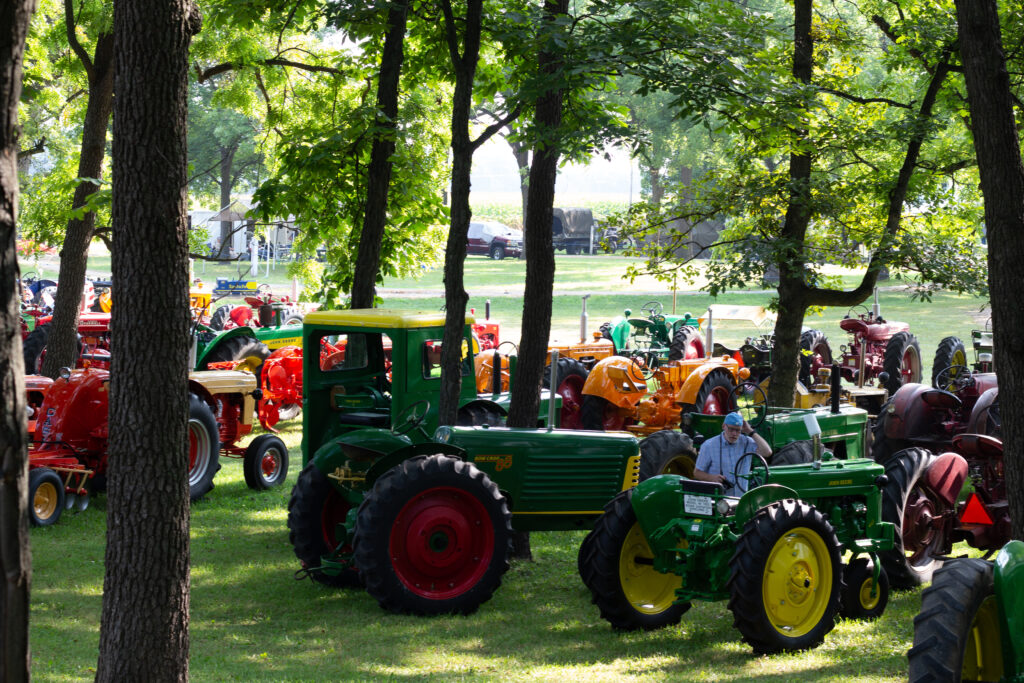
434 426 453 443
59 367 72 380
715 497 737 517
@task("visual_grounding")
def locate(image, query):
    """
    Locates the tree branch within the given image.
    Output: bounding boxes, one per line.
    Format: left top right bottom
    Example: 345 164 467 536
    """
64 0 94 78
820 86 911 109
195 58 345 83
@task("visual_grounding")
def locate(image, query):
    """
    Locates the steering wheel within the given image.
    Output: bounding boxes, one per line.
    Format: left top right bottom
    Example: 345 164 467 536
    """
733 451 771 492
257 283 273 295
641 301 663 317
936 364 974 393
496 340 519 354
732 382 767 430
844 304 870 320
629 354 656 381
392 400 430 435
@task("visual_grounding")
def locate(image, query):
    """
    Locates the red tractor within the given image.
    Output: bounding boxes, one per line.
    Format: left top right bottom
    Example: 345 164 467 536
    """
209 285 303 331
26 367 288 527
836 291 921 395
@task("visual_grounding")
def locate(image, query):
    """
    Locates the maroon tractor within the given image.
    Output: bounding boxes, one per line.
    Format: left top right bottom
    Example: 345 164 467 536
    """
836 292 921 395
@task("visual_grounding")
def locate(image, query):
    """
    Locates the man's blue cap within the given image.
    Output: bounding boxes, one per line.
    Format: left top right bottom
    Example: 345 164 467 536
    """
724 412 744 426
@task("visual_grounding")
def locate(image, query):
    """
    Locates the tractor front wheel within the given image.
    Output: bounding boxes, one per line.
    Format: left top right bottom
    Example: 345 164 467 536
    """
931 336 968 389
287 463 361 587
243 434 289 490
29 467 65 526
682 369 736 415
798 329 832 387
209 305 236 331
353 455 512 615
728 499 841 654
840 558 889 620
188 393 220 501
879 447 950 589
908 558 1004 682
584 489 688 630
883 331 922 395
544 358 589 429
22 323 49 374
638 430 696 480
668 326 704 361
580 394 633 431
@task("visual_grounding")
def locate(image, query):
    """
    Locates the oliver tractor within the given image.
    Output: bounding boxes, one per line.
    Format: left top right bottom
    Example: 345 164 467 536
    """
908 541 1024 682
578 412 896 654
836 290 921 395
598 301 705 366
26 366 287 527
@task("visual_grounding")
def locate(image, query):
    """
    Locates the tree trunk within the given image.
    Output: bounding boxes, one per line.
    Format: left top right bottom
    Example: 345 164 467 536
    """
40 31 114 378
96 0 198 679
507 0 569 428
350 1 409 309
1 2 38 679
955 0 1024 540
649 165 663 206
438 0 484 426
510 138 530 226
218 143 236 259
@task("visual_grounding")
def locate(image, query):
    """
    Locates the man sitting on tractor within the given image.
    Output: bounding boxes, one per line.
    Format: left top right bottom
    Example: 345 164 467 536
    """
693 411 772 496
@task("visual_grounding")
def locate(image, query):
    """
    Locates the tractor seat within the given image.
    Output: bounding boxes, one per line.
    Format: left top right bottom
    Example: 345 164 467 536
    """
679 479 725 496
335 411 390 428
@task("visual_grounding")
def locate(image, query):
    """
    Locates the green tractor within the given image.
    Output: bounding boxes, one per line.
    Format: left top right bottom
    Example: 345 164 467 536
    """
289 309 653 615
908 540 1024 682
599 301 705 365
579 415 896 654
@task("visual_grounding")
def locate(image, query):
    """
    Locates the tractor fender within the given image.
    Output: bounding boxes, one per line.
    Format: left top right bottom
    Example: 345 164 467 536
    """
195 326 258 367
923 451 969 509
364 442 467 486
994 540 1024 670
458 398 508 418
607 316 630 351
881 382 935 441
581 355 647 408
674 359 738 406
630 474 685 541
311 428 413 474
734 484 800 528
966 387 1000 434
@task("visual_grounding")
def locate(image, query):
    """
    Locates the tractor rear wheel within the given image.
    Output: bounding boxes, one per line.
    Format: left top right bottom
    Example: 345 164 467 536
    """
728 499 841 654
798 329 832 387
354 455 512 615
883 331 922 394
580 394 632 431
543 358 589 429
585 489 688 630
22 323 49 374
681 368 736 415
243 434 289 490
288 464 361 587
209 304 236 331
869 397 909 464
455 403 506 427
879 447 950 589
199 335 270 373
908 558 1004 682
668 327 704 361
931 336 968 389
638 430 696 480
28 468 65 526
188 393 220 501
840 558 889 620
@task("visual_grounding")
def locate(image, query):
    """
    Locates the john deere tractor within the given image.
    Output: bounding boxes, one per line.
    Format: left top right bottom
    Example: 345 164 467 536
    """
579 417 896 655
288 309 651 615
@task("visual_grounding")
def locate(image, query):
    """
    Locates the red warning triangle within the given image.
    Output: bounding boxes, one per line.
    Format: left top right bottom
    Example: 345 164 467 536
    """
960 493 994 526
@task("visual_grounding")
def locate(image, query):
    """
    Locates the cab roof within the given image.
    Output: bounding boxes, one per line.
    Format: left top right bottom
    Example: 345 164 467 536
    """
303 308 475 329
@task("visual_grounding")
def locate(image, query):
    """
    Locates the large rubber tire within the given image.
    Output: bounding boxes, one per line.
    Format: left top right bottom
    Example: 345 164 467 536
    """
931 336 968 389
584 489 688 630
869 398 909 464
280 308 304 326
489 244 505 260
22 323 49 374
455 403 506 427
682 368 736 415
839 558 889 620
187 393 220 502
667 326 703 361
287 463 361 587
209 304 236 331
598 322 617 354
879 447 950 589
908 558 1004 682
29 468 65 527
543 358 589 429
727 499 842 654
580 394 632 431
638 430 696 480
243 434 289 490
353 455 512 615
199 335 271 372
798 329 832 387
883 331 922 395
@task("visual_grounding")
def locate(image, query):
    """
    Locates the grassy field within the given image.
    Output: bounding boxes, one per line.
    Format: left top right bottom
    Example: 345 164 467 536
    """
23 248 990 681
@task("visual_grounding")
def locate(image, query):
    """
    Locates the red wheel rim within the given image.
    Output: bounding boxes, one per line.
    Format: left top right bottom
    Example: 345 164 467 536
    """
686 338 704 360
389 486 494 600
901 348 919 383
261 450 281 479
702 386 731 415
557 375 586 429
321 490 352 552
602 402 627 430
902 487 940 564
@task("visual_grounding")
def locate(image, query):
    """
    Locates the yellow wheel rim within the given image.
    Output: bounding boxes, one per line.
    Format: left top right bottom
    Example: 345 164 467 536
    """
762 527 832 637
857 577 880 611
619 522 682 615
963 596 1004 680
34 481 59 521
660 455 695 478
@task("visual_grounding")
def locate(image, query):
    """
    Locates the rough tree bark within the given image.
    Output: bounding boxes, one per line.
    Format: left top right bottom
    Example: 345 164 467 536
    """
1 2 39 679
95 0 199 679
955 0 1024 540
39 9 114 378
349 1 409 309
506 0 569 428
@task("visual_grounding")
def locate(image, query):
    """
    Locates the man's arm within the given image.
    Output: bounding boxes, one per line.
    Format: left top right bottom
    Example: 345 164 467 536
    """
742 422 772 458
